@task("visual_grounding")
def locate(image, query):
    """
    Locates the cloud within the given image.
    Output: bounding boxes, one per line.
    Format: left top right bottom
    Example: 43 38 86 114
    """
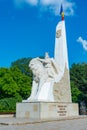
26 0 38 6
77 37 87 51
13 0 38 8
13 0 75 16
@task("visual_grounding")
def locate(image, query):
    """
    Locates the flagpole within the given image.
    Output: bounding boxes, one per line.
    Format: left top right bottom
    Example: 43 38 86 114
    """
60 4 64 21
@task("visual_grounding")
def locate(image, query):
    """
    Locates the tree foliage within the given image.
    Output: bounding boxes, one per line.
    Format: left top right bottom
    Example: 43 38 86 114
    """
0 58 32 99
0 96 22 112
0 58 33 112
0 66 32 100
11 57 32 76
70 63 87 106
0 68 19 99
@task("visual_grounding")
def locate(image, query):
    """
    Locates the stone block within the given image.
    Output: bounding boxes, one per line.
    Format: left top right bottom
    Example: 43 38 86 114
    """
16 102 79 119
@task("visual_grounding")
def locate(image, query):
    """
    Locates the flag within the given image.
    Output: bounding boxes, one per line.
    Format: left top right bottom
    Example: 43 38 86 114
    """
60 4 64 21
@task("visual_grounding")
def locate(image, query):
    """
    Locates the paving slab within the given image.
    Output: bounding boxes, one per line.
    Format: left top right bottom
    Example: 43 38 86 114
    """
0 116 87 130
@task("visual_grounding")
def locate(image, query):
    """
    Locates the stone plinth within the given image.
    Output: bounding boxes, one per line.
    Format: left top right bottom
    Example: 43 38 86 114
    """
16 102 79 119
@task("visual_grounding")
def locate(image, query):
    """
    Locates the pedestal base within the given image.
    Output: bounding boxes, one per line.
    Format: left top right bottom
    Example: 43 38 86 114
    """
16 102 79 119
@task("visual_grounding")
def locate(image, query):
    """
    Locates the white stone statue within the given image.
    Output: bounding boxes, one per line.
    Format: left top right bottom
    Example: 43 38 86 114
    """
27 52 59 101
24 20 72 103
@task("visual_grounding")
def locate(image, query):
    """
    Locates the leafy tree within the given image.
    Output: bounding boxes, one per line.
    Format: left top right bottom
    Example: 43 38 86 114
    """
70 63 87 106
11 57 32 77
0 58 33 112
71 81 83 103
10 66 32 99
0 95 22 112
10 58 33 99
0 68 19 99
0 66 32 100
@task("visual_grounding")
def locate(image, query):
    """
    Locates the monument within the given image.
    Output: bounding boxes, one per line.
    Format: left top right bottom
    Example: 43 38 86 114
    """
16 5 79 119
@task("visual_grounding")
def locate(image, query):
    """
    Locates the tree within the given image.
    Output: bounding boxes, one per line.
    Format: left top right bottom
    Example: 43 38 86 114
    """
10 58 33 99
0 68 19 99
71 81 83 103
10 66 32 99
11 57 32 77
70 63 87 106
0 66 32 100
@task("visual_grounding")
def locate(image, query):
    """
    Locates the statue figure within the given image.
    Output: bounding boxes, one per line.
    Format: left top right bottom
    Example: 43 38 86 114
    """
37 52 58 79
27 52 59 101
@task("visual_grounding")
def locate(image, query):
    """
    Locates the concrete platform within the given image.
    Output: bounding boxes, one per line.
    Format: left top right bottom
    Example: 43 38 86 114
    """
16 102 79 119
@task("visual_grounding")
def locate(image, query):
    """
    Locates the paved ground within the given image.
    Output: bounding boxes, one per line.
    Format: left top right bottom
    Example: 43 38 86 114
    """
0 116 87 130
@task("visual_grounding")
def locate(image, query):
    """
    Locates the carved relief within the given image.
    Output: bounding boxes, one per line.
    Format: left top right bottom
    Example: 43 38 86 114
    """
56 30 61 38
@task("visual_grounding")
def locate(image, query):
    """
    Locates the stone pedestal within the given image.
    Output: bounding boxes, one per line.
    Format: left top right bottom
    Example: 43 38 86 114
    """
16 102 79 119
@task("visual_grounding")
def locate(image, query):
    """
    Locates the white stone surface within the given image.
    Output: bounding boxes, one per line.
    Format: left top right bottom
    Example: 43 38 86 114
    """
54 21 69 83
54 21 69 70
25 53 59 102
37 82 54 101
17 19 79 119
24 20 72 102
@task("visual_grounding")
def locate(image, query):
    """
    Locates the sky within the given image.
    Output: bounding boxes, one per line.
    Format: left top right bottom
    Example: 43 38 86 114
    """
0 0 87 68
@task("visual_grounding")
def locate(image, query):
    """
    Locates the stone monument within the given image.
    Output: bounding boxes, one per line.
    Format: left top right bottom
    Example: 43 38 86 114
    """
16 5 79 119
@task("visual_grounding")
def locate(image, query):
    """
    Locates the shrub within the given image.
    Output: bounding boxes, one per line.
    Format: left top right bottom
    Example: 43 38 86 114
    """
0 95 22 113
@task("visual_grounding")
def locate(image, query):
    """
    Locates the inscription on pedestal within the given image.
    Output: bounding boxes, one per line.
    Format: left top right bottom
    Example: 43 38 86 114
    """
57 105 67 117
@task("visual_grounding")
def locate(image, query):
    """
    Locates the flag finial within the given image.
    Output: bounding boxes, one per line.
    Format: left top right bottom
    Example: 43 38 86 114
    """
60 4 64 21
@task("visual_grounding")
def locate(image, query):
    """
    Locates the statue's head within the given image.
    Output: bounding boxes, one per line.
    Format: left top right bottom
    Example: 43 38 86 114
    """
29 58 44 77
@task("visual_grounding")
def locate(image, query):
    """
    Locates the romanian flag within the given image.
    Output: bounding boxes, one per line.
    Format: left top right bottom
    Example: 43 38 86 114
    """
60 4 64 20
